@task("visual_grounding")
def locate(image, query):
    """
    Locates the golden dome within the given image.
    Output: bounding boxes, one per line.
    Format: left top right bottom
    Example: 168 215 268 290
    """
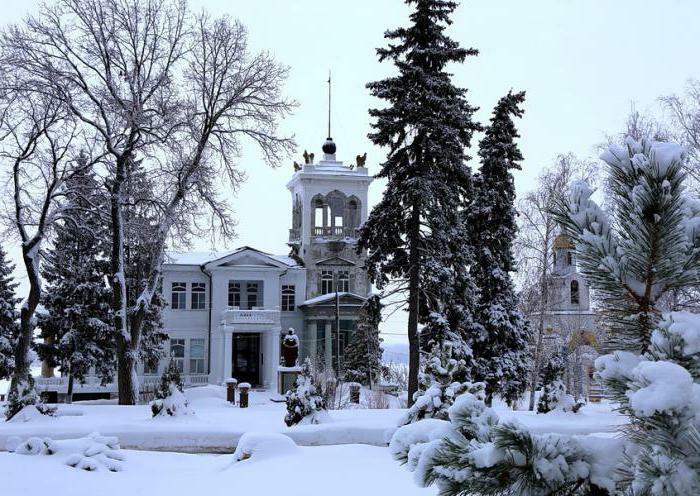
553 234 574 250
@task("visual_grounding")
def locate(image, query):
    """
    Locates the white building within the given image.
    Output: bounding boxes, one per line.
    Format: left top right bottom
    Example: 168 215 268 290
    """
37 137 373 400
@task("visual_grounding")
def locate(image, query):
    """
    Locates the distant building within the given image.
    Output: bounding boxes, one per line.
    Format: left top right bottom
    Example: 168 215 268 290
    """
36 137 373 400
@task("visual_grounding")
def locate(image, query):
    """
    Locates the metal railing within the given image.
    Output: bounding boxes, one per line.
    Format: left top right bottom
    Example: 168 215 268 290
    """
312 226 359 238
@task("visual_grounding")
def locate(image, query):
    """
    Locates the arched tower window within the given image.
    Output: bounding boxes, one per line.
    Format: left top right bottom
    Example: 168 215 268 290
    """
346 197 360 229
312 196 328 232
566 251 573 266
570 280 580 305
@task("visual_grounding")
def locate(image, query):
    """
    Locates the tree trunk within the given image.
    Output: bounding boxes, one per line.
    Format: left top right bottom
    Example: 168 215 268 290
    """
528 225 551 411
407 201 421 407
8 240 43 416
66 373 74 404
110 156 138 405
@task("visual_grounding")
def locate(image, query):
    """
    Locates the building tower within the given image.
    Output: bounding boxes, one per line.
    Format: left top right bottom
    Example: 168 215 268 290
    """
286 136 373 369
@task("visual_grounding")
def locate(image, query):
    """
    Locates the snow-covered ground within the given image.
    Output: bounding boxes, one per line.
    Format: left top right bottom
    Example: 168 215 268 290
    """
0 385 625 452
0 443 436 496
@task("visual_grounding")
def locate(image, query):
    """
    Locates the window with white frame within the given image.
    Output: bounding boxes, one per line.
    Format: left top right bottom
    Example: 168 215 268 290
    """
171 282 187 310
247 282 259 309
281 285 295 311
190 339 205 374
191 282 206 310
337 271 349 292
228 281 241 308
321 271 334 294
170 338 185 372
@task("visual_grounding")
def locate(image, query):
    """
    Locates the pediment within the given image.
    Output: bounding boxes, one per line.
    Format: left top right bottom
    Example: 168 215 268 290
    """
316 256 356 267
204 246 290 270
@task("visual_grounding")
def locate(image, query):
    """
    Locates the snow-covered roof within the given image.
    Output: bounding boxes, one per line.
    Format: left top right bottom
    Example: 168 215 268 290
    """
300 292 367 306
164 247 300 267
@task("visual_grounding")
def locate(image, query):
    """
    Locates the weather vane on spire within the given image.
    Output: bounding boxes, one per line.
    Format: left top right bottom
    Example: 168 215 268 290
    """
322 71 337 157
327 70 332 139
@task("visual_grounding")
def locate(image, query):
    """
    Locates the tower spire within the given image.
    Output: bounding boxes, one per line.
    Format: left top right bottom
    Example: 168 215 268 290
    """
327 70 332 139
322 71 337 157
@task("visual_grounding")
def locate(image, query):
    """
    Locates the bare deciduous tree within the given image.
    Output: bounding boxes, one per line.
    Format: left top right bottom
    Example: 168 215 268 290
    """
1 0 294 404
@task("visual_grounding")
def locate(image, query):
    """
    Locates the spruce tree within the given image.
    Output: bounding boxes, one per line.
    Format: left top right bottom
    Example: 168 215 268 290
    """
536 349 575 414
343 295 384 386
0 245 20 381
150 358 191 417
467 91 531 405
554 138 700 352
358 0 481 404
284 358 327 426
38 165 115 401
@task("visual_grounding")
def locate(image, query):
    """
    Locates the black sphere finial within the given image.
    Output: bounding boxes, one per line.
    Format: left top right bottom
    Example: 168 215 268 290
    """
322 137 336 155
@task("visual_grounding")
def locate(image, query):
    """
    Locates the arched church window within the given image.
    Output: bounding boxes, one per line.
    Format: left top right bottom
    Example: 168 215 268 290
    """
570 280 580 305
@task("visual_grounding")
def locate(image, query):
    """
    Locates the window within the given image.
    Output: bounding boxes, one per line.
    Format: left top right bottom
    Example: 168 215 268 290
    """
247 282 259 309
281 285 295 311
190 339 205 374
191 282 206 310
171 282 187 310
170 338 185 372
566 252 573 266
228 282 241 308
337 271 349 292
321 271 334 294
570 280 580 305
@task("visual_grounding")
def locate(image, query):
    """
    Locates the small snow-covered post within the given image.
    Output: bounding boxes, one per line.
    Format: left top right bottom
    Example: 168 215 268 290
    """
225 378 237 404
238 383 250 408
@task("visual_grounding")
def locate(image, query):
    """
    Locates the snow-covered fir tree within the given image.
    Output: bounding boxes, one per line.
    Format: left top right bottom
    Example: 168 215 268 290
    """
536 348 575 414
150 358 191 417
554 138 700 352
0 245 20 381
284 358 327 426
38 165 115 402
343 295 384 386
399 342 478 425
467 91 531 405
358 0 481 404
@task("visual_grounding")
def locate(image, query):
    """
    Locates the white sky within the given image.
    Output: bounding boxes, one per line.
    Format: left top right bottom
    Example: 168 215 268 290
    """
3 0 700 344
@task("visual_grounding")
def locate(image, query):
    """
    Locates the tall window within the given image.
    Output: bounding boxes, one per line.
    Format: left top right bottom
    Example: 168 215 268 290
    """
143 360 158 375
570 280 580 305
228 282 241 308
566 252 573 266
337 271 349 292
190 339 205 374
191 282 206 310
170 338 185 372
171 282 187 310
321 271 334 294
282 285 295 311
247 282 259 309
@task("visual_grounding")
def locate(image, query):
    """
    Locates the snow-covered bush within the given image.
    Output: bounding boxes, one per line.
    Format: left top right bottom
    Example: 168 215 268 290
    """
393 391 622 495
398 343 475 426
5 378 55 421
8 432 125 472
284 357 327 426
150 359 193 417
594 311 700 495
390 393 622 495
232 432 300 462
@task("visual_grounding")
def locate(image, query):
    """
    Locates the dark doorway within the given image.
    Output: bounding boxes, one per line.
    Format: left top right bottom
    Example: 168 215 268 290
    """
232 333 261 385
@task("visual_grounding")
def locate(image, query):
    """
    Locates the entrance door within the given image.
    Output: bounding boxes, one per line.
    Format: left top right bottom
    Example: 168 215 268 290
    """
232 333 260 385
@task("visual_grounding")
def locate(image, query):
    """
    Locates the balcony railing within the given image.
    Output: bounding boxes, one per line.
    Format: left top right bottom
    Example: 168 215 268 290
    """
289 228 300 242
312 226 360 238
221 307 281 325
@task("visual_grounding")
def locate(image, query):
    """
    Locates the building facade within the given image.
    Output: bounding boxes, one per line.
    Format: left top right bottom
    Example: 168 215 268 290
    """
37 138 373 398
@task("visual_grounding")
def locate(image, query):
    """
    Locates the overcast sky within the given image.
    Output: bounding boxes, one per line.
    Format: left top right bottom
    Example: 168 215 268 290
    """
3 1 700 344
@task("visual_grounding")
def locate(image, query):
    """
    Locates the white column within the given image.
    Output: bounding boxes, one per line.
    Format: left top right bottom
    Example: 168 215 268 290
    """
324 322 332 370
223 332 233 381
271 328 281 393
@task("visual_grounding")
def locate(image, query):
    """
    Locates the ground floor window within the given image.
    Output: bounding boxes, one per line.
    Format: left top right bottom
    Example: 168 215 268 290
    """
314 320 355 372
190 338 206 374
170 338 186 372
